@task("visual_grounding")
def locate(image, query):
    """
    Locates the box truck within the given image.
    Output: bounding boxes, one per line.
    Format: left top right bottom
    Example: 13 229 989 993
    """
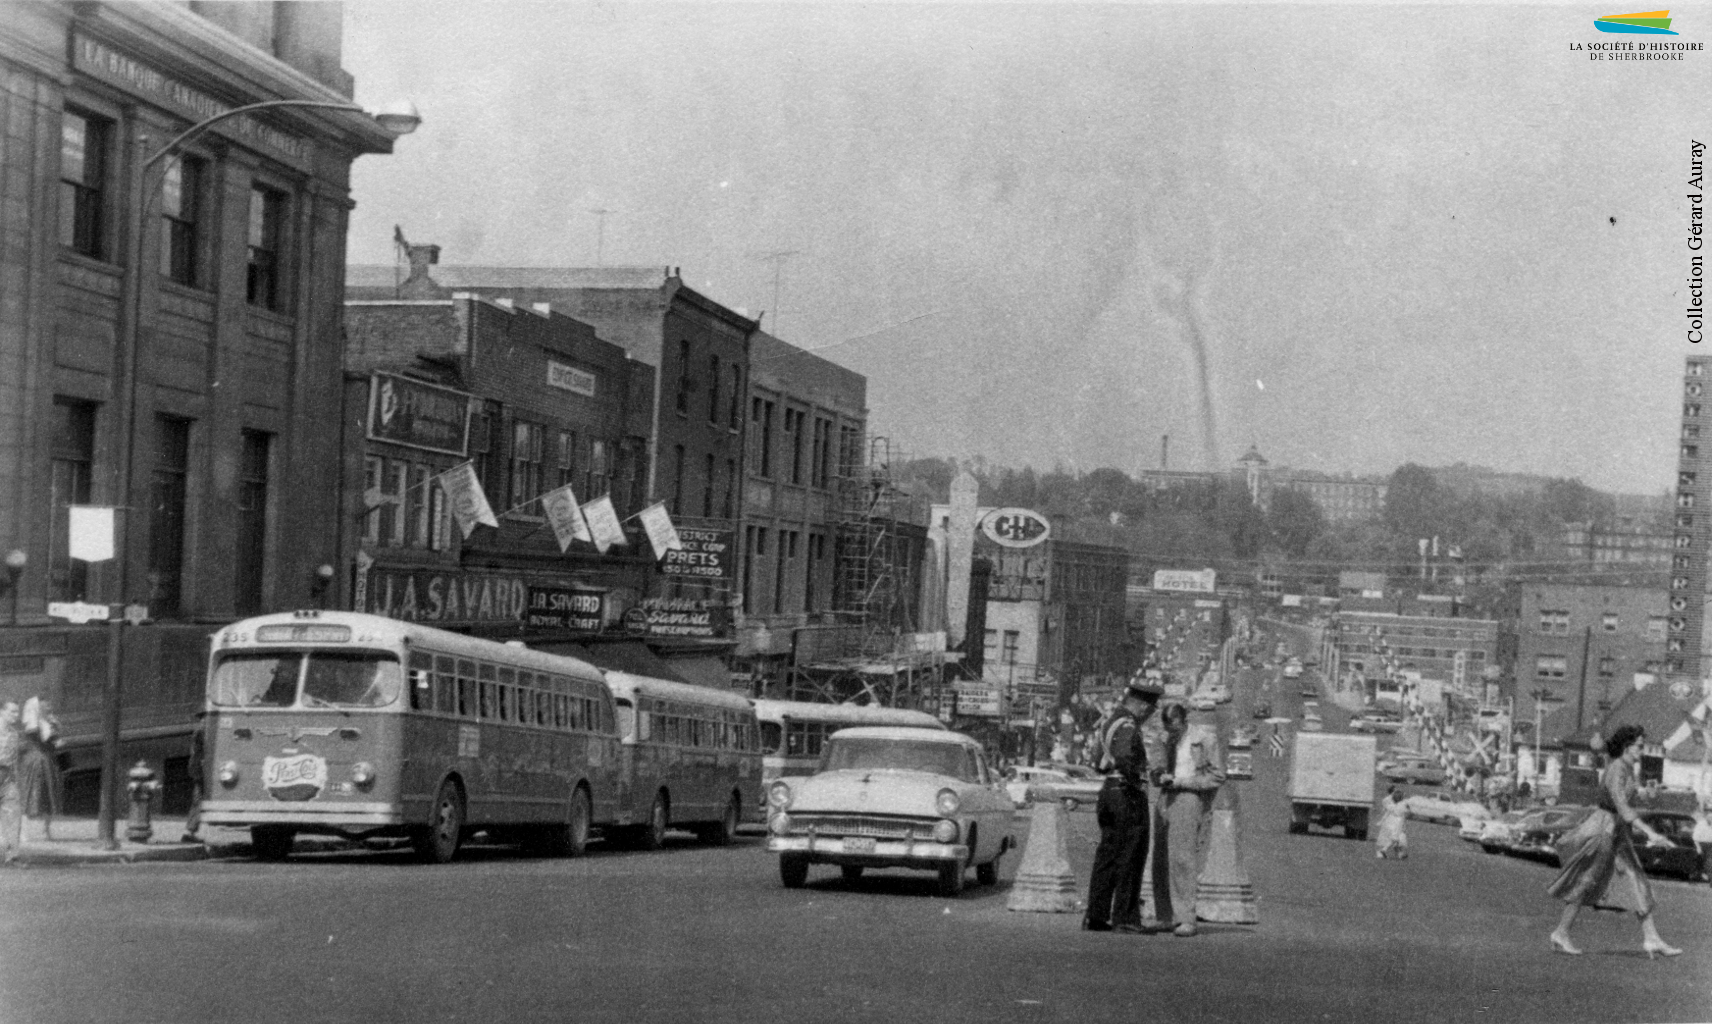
1288 732 1377 839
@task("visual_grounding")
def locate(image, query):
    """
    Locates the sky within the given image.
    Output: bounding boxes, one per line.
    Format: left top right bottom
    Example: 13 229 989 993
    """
341 2 1705 495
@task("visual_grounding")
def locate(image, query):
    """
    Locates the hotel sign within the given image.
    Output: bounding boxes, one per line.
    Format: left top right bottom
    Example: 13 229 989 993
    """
1152 569 1218 593
72 35 308 168
367 374 473 455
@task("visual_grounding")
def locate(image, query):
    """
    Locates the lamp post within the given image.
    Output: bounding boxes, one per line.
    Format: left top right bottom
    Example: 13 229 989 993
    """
95 98 419 849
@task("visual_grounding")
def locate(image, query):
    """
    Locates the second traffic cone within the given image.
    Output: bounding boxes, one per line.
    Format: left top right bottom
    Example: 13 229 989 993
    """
1006 790 1080 913
1195 784 1258 924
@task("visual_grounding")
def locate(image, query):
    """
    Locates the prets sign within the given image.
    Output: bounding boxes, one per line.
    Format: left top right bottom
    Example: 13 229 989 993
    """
979 508 1050 548
659 528 734 580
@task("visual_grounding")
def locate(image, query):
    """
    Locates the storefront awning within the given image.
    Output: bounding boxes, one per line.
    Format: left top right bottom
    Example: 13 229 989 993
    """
534 640 688 684
662 655 736 691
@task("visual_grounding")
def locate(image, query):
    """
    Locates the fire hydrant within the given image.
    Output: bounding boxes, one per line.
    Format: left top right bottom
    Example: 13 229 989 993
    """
126 760 161 843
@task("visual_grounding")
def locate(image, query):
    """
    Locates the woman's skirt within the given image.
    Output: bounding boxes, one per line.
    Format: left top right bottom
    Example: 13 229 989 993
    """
1546 808 1654 915
16 744 62 818
1375 809 1407 854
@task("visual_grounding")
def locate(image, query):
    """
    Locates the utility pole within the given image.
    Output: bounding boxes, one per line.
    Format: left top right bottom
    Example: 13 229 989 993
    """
589 208 612 266
1575 626 1592 735
747 250 801 335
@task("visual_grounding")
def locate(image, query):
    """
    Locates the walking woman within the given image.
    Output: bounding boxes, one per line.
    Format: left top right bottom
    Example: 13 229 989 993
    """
1375 785 1409 860
17 697 61 841
1546 725 1682 957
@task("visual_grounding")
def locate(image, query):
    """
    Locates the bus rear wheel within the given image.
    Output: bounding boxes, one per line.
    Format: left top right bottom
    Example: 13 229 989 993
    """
251 826 295 862
413 780 465 864
636 791 668 851
533 786 592 857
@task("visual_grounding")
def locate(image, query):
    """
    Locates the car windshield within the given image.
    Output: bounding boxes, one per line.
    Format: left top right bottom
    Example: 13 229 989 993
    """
820 737 976 781
211 651 403 708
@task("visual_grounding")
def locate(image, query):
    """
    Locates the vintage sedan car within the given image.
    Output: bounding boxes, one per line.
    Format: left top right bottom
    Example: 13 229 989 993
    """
1003 765 1104 810
767 727 1016 896
1508 806 1594 864
1283 659 1304 680
1400 792 1490 826
1383 760 1447 786
1229 725 1260 750
1477 811 1528 853
1634 811 1706 881
1252 701 1273 720
1351 714 1403 734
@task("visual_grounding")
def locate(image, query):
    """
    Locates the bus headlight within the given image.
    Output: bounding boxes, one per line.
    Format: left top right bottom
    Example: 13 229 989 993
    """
769 813 792 836
933 819 959 843
768 781 793 810
350 762 376 788
935 788 960 817
217 761 239 786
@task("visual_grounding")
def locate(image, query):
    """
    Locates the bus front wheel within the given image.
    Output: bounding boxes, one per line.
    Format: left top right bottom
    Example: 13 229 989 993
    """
413 781 465 864
251 826 295 861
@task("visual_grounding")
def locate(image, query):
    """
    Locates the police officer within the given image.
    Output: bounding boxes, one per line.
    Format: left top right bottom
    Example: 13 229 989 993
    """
1084 677 1163 932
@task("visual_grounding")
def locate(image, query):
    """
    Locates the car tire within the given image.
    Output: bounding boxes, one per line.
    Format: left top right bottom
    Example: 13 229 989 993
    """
251 825 296 862
841 864 864 884
977 852 1001 886
780 854 809 888
936 859 966 897
1481 844 1500 855
1287 821 1307 835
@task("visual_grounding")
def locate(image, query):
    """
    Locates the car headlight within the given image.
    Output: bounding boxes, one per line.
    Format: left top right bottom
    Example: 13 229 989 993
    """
768 781 793 810
351 762 376 787
933 818 959 843
935 788 960 817
769 813 791 836
217 761 239 786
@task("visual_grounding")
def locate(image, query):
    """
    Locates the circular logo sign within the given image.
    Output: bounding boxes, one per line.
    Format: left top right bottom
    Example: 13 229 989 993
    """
979 507 1051 548
621 606 650 632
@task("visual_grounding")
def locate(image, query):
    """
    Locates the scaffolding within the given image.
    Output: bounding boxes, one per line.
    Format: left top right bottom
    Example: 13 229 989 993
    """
791 435 932 707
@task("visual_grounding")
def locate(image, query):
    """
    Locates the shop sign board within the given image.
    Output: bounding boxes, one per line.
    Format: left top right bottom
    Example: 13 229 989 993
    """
1152 569 1217 593
951 684 1002 717
524 587 606 631
659 528 734 580
625 598 732 639
367 373 473 455
357 568 532 625
979 507 1051 548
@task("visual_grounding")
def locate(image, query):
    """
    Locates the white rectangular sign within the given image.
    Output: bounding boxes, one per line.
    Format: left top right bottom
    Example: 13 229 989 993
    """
68 505 116 562
547 361 597 397
1152 568 1216 593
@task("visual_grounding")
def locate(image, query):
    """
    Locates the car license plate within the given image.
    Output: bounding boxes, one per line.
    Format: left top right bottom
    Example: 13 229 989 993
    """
842 837 877 854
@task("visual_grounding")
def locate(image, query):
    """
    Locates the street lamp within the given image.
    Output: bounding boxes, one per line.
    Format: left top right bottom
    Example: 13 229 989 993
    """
2 549 25 626
94 98 420 849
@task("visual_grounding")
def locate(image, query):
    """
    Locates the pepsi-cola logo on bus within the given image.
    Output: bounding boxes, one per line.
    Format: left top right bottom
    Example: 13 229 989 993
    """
263 753 328 802
979 507 1050 549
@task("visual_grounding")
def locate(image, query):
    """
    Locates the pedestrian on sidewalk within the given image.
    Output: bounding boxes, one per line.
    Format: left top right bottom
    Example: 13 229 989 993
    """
1149 702 1226 937
1083 677 1162 934
1375 786 1409 860
18 696 62 841
1546 725 1683 958
0 700 23 865
183 710 207 843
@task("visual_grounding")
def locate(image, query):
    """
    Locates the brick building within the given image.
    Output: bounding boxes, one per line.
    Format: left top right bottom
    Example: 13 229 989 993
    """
1321 609 1499 707
732 330 867 688
1503 583 1667 747
341 292 656 645
0 2 404 793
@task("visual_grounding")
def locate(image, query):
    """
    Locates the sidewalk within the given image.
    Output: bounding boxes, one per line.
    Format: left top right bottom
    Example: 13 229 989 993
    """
5 817 355 867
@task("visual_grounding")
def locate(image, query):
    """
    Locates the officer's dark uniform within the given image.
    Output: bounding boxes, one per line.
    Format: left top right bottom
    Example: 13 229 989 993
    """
1085 683 1159 931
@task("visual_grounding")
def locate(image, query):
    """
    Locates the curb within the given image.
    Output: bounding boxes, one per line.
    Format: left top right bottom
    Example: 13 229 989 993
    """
13 843 211 866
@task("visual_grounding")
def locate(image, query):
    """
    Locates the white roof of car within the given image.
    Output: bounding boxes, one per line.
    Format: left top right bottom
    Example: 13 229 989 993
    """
828 726 980 746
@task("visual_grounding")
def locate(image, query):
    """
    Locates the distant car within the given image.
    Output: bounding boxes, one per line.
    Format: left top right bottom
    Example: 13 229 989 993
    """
767 727 1016 896
1351 715 1403 734
1283 660 1304 680
1383 761 1447 786
1634 811 1706 881
1458 815 1489 842
1299 686 1318 700
1002 765 1103 810
1252 702 1273 720
1230 725 1259 749
1304 656 1320 667
1509 806 1594 864
1478 811 1528 853
1300 716 1324 732
1198 684 1232 705
1400 793 1490 826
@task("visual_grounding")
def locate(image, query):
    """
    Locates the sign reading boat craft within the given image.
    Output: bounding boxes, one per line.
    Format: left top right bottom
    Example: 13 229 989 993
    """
979 507 1051 549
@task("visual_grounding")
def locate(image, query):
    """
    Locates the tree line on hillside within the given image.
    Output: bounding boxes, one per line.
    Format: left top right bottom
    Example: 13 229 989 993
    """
891 458 1662 580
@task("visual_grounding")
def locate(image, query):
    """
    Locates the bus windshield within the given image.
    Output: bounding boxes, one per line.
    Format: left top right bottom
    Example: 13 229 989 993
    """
211 651 403 708
820 737 974 781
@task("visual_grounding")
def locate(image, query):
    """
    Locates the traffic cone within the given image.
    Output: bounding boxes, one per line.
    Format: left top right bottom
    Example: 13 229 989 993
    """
1006 792 1080 913
1195 784 1258 924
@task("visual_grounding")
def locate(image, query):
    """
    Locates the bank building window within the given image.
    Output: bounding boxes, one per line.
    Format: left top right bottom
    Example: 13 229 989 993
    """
60 110 110 259
247 185 287 310
162 157 206 286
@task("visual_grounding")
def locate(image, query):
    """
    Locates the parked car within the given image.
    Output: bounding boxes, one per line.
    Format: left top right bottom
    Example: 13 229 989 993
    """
1301 715 1324 732
1351 715 1403 734
1230 725 1260 750
1383 760 1447 786
1458 815 1489 842
1400 792 1490 826
1299 687 1319 700
1283 659 1304 680
1252 701 1273 720
1634 811 1706 881
1008 764 1105 810
1199 683 1232 705
1478 811 1528 853
1508 806 1594 864
767 727 1016 896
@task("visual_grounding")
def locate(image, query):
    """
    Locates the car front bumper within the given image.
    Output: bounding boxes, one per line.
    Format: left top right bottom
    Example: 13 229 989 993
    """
769 835 969 866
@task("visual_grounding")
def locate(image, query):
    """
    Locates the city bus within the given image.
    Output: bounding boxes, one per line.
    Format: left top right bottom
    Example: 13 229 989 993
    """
750 699 946 809
199 610 620 863
603 671 763 848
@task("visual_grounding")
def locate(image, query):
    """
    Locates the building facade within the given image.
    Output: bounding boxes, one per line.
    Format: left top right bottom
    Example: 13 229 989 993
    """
0 2 401 797
732 330 867 687
342 293 656 644
1322 610 1499 707
1505 583 1667 747
1672 356 1710 680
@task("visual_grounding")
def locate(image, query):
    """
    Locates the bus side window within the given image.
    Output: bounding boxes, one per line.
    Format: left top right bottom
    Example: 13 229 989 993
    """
479 664 496 719
554 694 568 730
456 661 476 717
435 657 456 714
408 653 434 710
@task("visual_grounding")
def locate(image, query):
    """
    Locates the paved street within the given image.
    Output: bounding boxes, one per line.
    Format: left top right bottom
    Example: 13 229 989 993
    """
3 640 1709 1024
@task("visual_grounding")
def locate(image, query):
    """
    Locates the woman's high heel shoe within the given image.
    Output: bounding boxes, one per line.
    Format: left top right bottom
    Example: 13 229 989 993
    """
1550 932 1583 956
1643 940 1682 959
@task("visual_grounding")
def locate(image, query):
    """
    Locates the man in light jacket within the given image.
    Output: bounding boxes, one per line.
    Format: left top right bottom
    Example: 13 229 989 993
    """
1149 701 1226 936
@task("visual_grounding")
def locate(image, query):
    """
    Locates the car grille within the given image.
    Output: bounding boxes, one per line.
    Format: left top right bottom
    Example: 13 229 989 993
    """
786 815 939 840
